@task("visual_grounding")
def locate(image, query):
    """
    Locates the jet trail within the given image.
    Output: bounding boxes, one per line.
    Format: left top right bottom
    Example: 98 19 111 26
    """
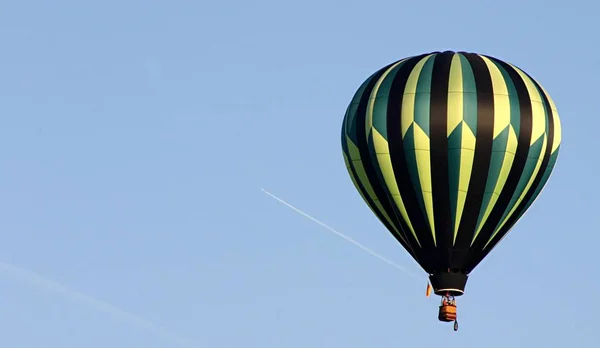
0 260 199 347
261 189 420 279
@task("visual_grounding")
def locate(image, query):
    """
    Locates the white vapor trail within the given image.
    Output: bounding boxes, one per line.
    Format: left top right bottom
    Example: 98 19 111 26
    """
261 189 420 279
0 261 198 347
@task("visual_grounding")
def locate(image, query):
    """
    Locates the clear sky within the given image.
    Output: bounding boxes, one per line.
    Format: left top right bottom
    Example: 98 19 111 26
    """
0 0 597 347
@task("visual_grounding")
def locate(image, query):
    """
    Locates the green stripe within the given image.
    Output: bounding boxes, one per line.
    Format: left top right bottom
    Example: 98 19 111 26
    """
492 134 545 234
510 86 558 225
447 123 463 231
491 73 553 233
492 60 521 135
413 56 435 136
519 148 559 215
402 123 428 223
342 102 354 142
446 55 478 234
475 126 509 231
400 57 435 230
449 53 478 236
474 64 520 233
342 139 394 241
485 146 559 248
341 104 351 155
372 60 410 140
484 79 558 247
459 53 478 135
366 131 413 246
345 72 384 145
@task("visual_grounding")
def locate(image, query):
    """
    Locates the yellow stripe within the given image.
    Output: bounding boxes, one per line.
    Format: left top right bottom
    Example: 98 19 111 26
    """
401 55 436 244
345 137 404 240
457 124 475 242
414 124 435 242
485 135 548 248
366 59 406 142
401 55 432 137
482 56 511 139
471 57 515 241
447 54 464 137
473 127 518 245
536 81 558 111
550 108 561 154
536 84 562 153
483 68 556 248
364 59 418 246
372 129 421 246
343 152 408 244
510 64 547 145
447 54 467 242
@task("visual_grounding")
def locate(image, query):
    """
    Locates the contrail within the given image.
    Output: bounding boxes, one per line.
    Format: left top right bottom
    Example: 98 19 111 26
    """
261 189 420 279
0 260 199 347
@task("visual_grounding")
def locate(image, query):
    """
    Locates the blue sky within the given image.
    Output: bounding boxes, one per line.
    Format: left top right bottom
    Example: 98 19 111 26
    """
0 0 597 347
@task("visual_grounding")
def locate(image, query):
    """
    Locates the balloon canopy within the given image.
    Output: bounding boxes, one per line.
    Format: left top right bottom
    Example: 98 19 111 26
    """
341 51 561 296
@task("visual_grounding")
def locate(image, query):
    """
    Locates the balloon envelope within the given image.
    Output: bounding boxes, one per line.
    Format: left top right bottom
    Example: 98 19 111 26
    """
341 51 561 295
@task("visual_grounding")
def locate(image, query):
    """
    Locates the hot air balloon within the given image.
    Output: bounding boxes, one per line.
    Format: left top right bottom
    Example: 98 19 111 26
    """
341 51 561 331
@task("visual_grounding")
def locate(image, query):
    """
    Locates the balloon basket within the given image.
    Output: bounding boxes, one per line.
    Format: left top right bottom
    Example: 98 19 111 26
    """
438 304 457 322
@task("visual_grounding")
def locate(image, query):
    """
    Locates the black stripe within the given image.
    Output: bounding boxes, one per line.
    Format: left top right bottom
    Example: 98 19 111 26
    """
351 61 421 255
354 61 416 253
341 65 412 252
387 53 438 272
342 137 410 252
452 53 496 263
367 132 425 261
365 59 426 260
463 58 534 271
429 51 454 270
468 72 555 269
344 148 406 249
